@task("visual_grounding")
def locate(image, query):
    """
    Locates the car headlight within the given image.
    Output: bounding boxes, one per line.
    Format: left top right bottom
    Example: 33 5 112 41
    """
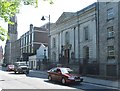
68 77 75 80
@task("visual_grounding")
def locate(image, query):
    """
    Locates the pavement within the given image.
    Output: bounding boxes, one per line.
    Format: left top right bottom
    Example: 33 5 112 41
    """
30 70 119 90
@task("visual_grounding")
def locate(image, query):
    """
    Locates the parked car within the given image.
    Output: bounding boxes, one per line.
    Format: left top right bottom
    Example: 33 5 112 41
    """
14 62 29 74
47 67 83 84
7 64 14 71
2 63 7 67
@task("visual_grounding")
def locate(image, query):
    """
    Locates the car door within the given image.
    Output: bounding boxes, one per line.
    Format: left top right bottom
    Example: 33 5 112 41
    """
55 68 62 82
49 68 57 81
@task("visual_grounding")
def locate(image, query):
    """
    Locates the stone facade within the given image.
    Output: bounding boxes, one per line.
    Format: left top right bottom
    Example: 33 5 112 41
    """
4 15 18 64
50 3 97 73
11 39 21 63
98 2 119 77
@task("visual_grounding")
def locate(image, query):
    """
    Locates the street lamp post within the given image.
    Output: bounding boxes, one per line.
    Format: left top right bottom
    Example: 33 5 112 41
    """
41 15 51 61
44 49 46 59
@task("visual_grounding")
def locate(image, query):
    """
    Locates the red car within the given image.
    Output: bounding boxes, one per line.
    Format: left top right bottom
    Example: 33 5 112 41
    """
7 64 15 71
47 67 83 84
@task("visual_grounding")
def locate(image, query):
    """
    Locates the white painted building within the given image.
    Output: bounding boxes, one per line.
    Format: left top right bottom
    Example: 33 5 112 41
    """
29 44 48 70
50 3 97 65
29 55 37 70
36 44 48 61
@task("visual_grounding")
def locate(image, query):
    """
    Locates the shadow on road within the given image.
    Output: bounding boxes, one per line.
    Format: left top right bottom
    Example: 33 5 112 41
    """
25 71 48 79
44 79 83 87
44 80 119 91
8 72 25 75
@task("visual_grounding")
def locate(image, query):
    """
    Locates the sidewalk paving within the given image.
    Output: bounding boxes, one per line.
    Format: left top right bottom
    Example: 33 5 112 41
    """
30 70 119 89
83 77 119 89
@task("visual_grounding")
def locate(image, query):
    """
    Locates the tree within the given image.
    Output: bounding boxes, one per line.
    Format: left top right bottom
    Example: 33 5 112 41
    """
0 0 53 41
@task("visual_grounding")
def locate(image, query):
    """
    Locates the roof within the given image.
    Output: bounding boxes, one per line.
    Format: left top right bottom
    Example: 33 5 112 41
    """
56 12 76 24
77 3 96 15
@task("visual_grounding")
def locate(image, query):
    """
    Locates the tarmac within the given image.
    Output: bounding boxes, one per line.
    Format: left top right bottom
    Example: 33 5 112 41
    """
0 66 119 90
30 70 120 90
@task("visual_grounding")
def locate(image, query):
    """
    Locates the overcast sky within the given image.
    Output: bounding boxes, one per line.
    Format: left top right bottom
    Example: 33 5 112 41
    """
0 0 97 50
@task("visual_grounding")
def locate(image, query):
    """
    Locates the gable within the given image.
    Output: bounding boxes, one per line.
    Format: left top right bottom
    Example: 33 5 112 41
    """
56 12 75 24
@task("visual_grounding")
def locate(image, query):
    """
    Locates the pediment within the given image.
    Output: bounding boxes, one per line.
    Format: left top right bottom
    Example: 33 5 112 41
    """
56 12 75 24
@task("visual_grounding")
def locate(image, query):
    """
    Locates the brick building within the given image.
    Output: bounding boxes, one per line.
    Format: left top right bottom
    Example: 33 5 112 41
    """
20 24 49 62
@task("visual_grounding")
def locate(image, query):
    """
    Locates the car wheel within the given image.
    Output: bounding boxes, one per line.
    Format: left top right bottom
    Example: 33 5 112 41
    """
14 71 16 74
25 70 29 75
61 78 66 84
48 75 52 81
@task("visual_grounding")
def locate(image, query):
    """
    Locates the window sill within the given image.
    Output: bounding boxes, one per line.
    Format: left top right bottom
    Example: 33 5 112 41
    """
107 17 114 22
107 56 115 59
107 37 115 40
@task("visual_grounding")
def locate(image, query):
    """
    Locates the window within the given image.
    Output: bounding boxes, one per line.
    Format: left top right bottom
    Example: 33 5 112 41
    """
52 38 56 48
32 32 34 42
26 35 27 45
31 44 34 53
107 46 115 58
107 8 114 20
107 26 114 39
65 32 70 44
84 26 89 41
29 32 31 44
21 38 23 47
28 45 30 53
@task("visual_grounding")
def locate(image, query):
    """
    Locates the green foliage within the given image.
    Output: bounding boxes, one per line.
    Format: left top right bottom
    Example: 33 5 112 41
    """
0 0 54 41
43 0 54 4
0 0 20 41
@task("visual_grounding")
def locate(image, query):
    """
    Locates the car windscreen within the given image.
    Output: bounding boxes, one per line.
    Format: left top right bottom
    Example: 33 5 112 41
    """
60 68 73 74
15 63 27 66
8 65 14 67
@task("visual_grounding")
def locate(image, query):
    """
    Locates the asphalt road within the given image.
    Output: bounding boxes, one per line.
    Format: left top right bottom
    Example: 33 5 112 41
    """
0 67 119 91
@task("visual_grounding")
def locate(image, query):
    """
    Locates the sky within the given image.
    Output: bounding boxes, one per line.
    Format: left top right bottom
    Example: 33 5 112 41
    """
0 0 97 50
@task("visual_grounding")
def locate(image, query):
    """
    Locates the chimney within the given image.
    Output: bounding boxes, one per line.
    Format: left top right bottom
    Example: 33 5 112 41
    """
30 24 33 31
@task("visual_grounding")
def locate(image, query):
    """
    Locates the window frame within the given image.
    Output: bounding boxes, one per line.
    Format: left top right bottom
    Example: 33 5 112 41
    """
107 26 114 39
107 46 115 59
84 26 89 41
107 8 114 21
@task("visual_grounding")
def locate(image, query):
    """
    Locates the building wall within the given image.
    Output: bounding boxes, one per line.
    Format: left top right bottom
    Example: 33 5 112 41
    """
98 2 119 77
11 39 21 63
20 24 48 61
79 15 96 61
4 15 18 64
50 3 97 65
29 55 37 70
118 2 120 77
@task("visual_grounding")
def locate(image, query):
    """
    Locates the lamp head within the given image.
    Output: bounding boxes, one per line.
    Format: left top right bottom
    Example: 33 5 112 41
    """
41 16 46 21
